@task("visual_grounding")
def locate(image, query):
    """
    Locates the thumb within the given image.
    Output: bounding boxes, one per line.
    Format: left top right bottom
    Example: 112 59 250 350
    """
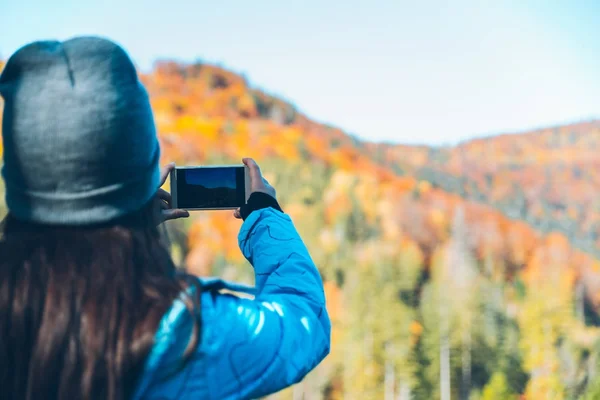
242 158 262 184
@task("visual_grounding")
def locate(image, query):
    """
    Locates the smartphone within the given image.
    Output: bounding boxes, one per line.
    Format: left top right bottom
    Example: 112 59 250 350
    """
170 165 251 210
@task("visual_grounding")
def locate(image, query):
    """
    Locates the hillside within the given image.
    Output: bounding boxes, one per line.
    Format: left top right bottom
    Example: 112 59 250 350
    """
2 58 600 399
367 121 600 258
141 60 600 282
140 61 600 399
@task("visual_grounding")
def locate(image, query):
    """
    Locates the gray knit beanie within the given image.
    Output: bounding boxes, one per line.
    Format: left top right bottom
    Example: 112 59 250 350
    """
0 36 160 225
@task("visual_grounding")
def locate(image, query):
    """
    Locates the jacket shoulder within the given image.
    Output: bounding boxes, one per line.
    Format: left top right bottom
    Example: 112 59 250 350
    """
133 280 250 399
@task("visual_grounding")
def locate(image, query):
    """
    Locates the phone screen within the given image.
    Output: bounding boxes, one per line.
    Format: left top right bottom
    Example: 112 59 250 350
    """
176 166 246 209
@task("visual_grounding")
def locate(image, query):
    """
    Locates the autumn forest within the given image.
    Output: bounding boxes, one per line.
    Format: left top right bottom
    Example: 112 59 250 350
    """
1 59 600 400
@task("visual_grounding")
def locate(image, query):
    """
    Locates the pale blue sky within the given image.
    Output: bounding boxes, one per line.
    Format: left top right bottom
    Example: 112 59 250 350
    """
1 0 598 144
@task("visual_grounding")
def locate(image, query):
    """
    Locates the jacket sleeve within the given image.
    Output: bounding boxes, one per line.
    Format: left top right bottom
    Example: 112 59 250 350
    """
204 207 331 399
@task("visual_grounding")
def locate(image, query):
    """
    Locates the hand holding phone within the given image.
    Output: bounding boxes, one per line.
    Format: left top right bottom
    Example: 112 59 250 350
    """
241 158 275 198
169 158 275 216
233 158 276 219
156 163 190 224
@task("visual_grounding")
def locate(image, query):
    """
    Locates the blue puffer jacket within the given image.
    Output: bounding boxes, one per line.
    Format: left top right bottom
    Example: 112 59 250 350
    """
132 208 331 399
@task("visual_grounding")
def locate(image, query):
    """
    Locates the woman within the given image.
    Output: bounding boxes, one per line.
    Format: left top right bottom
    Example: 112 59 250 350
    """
0 37 330 400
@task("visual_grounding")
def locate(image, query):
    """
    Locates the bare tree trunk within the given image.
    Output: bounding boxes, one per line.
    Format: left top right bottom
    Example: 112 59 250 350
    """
384 360 395 400
440 288 451 400
460 328 471 400
397 379 411 400
361 331 373 396
440 334 451 400
483 255 496 344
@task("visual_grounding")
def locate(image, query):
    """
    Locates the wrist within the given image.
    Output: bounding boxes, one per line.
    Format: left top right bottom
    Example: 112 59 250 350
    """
240 192 283 220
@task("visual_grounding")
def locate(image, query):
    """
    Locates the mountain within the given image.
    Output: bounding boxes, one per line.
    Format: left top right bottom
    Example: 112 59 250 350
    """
141 59 600 265
2 58 600 399
366 120 600 258
140 60 600 398
142 61 600 262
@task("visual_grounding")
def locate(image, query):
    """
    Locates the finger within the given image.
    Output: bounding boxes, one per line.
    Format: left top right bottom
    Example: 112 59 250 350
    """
159 162 176 187
233 208 242 219
157 188 172 203
160 199 169 210
242 158 263 184
162 209 190 221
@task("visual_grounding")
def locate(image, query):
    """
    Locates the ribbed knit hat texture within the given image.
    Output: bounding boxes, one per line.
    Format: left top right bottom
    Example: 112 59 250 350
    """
0 36 160 224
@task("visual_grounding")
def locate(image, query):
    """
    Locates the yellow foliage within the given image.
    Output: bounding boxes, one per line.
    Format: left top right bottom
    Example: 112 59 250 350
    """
376 199 393 217
481 373 517 400
330 170 355 192
381 218 402 241
518 253 574 400
237 93 257 117
523 375 564 400
272 140 300 161
354 180 379 223
319 228 341 254
409 320 423 338
185 246 214 277
201 97 219 115
283 203 305 222
302 135 329 161
233 120 250 135
196 118 221 141
324 195 352 224
399 238 424 266
417 180 432 194
393 176 417 193
281 127 303 144
324 281 342 322
428 208 448 240
229 82 246 97
174 115 196 132
330 149 355 171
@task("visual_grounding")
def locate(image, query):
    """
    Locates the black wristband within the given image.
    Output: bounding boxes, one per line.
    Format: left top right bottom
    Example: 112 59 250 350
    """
240 192 283 221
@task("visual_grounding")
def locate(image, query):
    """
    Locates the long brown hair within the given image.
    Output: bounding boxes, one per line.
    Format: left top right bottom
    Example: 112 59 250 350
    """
0 199 200 400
